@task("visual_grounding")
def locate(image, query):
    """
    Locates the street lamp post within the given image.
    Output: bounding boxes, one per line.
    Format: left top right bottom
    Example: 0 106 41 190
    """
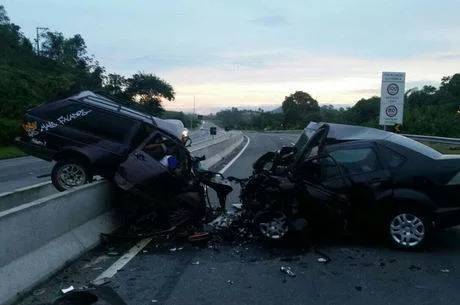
36 27 49 55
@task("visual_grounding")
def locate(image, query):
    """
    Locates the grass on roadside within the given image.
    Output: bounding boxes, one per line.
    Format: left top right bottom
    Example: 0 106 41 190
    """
0 146 26 160
422 142 460 155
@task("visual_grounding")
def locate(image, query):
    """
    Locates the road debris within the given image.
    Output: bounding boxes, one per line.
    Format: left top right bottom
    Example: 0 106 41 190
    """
232 203 243 210
227 280 234 285
355 286 362 291
83 255 110 269
280 266 296 277
188 232 211 246
152 300 158 303
192 261 200 265
441 268 450 273
169 247 184 252
317 258 328 263
32 288 46 296
107 251 119 256
61 285 75 294
409 265 421 271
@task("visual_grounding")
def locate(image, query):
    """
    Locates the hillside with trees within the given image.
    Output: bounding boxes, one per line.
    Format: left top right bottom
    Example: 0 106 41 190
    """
0 5 197 146
212 74 460 137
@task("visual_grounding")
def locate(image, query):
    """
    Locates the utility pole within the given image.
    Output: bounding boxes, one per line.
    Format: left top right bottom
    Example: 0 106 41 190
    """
35 27 49 55
190 95 196 129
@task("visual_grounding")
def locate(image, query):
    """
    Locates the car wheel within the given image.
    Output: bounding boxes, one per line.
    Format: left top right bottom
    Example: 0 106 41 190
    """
386 207 431 250
51 159 92 191
254 210 289 240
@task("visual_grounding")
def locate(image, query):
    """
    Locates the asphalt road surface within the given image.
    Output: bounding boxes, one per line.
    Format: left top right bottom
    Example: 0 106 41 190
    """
17 132 460 305
0 124 220 194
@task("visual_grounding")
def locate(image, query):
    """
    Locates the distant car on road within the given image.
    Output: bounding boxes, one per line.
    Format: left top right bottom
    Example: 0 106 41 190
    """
15 91 189 191
238 122 460 250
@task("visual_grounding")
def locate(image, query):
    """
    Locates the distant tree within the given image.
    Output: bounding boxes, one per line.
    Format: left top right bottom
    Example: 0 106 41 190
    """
125 72 175 115
282 91 320 128
40 32 88 67
422 85 437 95
440 73 460 97
104 73 127 96
0 5 9 24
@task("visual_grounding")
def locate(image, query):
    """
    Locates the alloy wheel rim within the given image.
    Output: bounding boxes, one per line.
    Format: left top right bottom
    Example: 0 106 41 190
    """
390 213 425 247
57 164 86 189
258 212 288 239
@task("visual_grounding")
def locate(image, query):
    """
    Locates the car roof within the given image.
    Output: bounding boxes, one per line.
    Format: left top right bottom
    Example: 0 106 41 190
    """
304 121 444 159
67 91 184 140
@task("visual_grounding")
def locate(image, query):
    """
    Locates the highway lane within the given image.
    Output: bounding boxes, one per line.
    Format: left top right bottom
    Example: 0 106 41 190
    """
0 124 222 194
19 131 460 305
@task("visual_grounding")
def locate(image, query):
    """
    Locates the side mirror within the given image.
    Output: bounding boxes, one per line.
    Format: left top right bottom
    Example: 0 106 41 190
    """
279 146 297 155
182 136 192 147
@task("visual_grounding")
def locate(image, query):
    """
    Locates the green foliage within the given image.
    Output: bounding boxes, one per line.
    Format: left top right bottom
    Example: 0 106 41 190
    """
0 146 26 159
214 74 460 137
0 5 177 148
282 91 320 129
0 118 20 146
100 72 175 116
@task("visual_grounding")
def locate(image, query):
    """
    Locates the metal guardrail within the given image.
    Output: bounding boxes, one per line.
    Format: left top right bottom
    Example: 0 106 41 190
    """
403 134 460 145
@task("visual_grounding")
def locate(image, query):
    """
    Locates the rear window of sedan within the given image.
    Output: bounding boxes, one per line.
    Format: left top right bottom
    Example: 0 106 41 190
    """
388 134 442 159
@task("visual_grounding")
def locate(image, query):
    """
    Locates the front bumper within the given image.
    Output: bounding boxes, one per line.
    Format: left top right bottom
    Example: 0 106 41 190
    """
434 207 460 229
14 137 55 161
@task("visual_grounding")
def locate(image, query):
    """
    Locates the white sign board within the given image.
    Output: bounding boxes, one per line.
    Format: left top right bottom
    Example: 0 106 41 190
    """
379 72 406 126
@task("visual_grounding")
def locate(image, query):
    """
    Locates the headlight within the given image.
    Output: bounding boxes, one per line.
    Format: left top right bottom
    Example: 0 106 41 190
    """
182 129 189 137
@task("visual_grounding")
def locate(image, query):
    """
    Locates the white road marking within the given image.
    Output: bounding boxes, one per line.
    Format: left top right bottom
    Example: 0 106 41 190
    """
291 142 295 145
219 136 251 174
93 237 153 282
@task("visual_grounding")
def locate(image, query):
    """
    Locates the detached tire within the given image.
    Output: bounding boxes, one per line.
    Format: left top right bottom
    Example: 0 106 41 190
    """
51 159 92 191
386 206 432 251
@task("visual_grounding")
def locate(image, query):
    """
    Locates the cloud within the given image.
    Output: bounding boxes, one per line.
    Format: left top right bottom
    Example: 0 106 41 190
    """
161 51 460 113
251 14 288 27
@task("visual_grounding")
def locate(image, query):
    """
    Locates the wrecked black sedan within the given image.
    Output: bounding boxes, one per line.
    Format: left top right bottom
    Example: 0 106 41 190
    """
234 122 460 250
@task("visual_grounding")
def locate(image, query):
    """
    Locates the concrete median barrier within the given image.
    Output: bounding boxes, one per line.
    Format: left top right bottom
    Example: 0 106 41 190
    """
0 182 56 213
0 181 120 305
190 131 244 169
0 131 244 305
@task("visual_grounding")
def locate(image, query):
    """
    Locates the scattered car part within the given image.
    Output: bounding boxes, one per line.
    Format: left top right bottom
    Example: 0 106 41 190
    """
280 266 296 277
61 286 75 294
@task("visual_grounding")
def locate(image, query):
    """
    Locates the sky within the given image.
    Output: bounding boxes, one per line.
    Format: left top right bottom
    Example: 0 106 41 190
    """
4 0 460 114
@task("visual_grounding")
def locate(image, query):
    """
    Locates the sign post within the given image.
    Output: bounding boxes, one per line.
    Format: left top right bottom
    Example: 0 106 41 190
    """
379 72 406 128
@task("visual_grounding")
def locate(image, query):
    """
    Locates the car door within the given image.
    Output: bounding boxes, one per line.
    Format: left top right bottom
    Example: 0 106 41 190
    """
326 142 393 224
291 153 348 226
115 131 185 198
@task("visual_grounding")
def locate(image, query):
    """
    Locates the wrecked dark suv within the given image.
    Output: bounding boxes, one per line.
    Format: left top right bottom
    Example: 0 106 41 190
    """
15 91 189 191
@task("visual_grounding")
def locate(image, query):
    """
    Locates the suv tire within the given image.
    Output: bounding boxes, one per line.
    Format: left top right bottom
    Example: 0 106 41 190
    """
51 159 93 191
